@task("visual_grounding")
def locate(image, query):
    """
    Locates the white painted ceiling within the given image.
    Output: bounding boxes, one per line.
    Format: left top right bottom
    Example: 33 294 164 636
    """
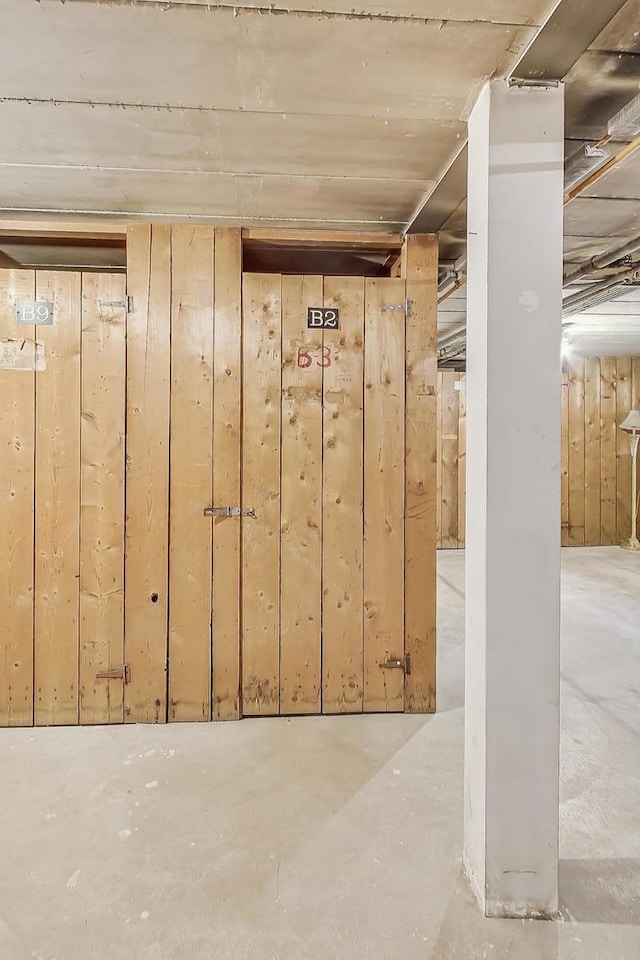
0 0 556 229
0 0 638 358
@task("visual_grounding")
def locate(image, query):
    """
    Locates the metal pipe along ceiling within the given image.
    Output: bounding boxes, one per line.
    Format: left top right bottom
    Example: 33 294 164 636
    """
562 264 640 318
563 234 640 286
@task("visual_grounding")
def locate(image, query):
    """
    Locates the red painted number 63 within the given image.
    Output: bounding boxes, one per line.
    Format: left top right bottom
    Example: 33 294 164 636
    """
297 346 332 368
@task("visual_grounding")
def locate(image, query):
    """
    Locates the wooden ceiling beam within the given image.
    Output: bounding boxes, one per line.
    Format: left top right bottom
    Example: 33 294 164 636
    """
242 229 403 252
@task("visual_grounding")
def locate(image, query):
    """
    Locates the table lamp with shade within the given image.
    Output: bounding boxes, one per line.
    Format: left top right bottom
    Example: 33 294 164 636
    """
620 409 640 552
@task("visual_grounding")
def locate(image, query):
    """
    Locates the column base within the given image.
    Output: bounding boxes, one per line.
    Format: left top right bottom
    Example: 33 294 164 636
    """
620 537 640 552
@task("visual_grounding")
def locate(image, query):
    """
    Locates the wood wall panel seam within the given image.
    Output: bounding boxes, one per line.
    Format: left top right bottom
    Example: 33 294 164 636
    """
34 271 82 726
440 355 638 550
124 224 171 724
279 275 323 715
212 227 242 720
79 273 126 725
241 272 282 716
402 233 438 713
322 276 365 714
0 269 36 726
168 226 214 722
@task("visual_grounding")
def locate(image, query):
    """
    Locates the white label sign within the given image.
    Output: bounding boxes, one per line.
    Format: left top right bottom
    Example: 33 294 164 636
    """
17 301 54 325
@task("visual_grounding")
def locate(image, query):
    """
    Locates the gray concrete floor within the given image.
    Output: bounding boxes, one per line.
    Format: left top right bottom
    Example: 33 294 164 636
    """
1 547 638 960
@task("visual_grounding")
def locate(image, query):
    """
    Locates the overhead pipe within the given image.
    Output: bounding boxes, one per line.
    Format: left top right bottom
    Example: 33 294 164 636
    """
563 234 640 285
562 264 640 318
437 323 467 350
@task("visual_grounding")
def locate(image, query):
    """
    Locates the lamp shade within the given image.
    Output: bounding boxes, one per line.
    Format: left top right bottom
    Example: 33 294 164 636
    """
620 409 640 432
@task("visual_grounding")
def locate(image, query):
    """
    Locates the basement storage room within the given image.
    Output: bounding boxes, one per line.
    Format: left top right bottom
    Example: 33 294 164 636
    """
0 227 439 727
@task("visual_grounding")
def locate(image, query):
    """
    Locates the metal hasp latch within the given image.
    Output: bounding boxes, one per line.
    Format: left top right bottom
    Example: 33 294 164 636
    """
380 654 411 675
96 664 131 683
98 295 134 312
381 299 413 317
203 505 256 519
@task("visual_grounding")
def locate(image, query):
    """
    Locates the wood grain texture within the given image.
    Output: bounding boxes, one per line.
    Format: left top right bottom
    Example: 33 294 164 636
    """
279 275 323 715
79 274 126 725
322 276 365 714
0 270 35 726
616 357 632 545
35 271 81 726
168 226 214 722
457 375 466 549
403 234 438 714
567 354 586 547
584 357 601 546
440 373 459 549
124 225 171 723
363 278 405 713
212 228 242 720
599 358 618 546
241 273 281 716
561 370 570 546
437 356 638 550
435 371 465 550
436 372 443 545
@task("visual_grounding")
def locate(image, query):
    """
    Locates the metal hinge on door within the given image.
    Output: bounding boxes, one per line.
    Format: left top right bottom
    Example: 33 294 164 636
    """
381 299 413 317
203 505 256 519
98 295 134 312
380 654 411 675
96 663 131 683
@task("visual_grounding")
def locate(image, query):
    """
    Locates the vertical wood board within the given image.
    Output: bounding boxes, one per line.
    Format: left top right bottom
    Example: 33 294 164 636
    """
241 274 282 716
124 225 171 723
79 274 126 724
436 372 443 546
616 357 632 544
0 270 35 726
363 278 405 713
212 228 243 720
567 355 586 546
280 275 323 715
457 375 467 549
584 357 601 546
440 373 459 549
35 271 81 726
402 234 438 713
599 357 618 546
168 226 214 722
322 276 365 714
561 370 570 546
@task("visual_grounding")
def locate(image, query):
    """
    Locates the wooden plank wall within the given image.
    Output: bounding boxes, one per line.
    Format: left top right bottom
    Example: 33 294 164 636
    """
437 358 640 549
562 354 640 547
0 225 245 726
1 235 439 726
436 371 466 549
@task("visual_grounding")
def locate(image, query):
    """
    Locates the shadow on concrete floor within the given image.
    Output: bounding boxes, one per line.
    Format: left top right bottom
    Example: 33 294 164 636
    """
559 858 640 926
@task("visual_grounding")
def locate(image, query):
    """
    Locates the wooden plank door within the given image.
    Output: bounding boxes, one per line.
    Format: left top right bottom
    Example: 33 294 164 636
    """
240 274 411 716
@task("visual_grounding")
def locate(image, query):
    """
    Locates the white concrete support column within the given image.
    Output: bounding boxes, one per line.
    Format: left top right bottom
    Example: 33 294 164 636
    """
464 79 564 919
